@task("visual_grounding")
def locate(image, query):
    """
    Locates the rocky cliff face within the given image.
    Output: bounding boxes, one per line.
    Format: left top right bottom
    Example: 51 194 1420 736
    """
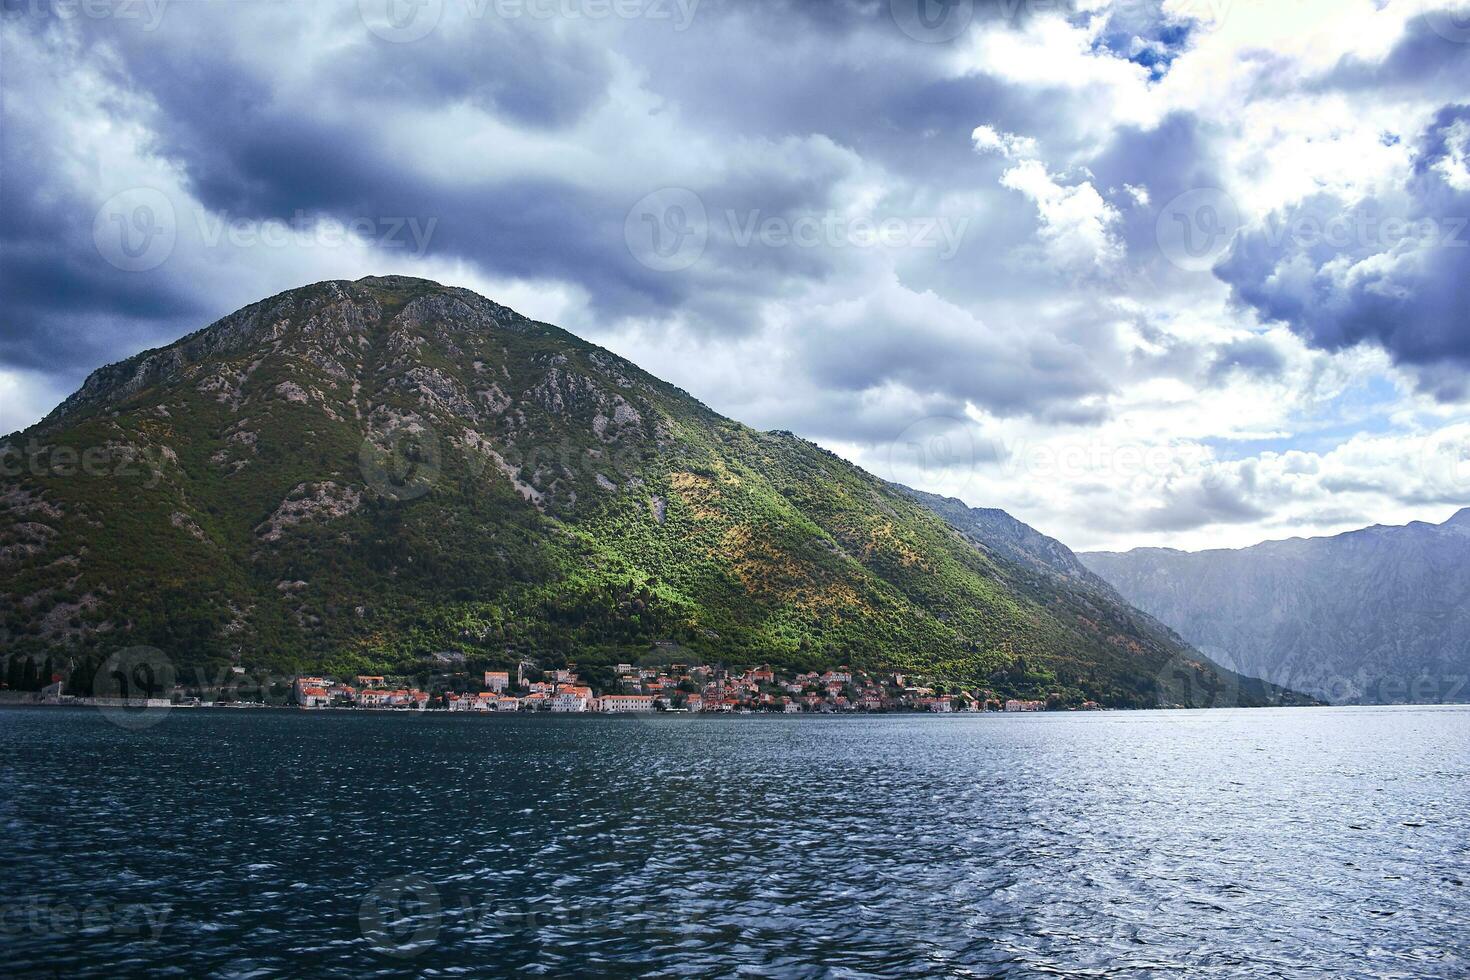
1081 511 1470 703
1 276 1297 707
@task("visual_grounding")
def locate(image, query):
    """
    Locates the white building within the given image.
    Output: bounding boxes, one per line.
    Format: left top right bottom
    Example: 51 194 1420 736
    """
598 694 656 713
552 687 593 712
1004 699 1045 712
291 677 333 707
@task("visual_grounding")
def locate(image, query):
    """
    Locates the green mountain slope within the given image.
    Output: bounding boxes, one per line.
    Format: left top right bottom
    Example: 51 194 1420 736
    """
0 276 1297 707
900 488 1310 708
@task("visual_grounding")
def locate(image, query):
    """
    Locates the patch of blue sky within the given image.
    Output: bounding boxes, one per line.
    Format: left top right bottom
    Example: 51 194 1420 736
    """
1086 8 1195 80
1202 377 1403 461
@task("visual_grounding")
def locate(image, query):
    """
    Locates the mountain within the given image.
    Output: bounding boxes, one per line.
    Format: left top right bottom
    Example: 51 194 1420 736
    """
0 276 1299 707
899 489 1307 708
1081 512 1470 704
902 490 1104 586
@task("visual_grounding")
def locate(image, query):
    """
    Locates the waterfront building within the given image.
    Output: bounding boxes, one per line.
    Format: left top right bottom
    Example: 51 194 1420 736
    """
552 686 594 712
598 694 656 713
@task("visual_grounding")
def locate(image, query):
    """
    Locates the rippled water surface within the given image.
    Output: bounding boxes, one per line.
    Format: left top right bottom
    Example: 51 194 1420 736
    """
2 705 1468 977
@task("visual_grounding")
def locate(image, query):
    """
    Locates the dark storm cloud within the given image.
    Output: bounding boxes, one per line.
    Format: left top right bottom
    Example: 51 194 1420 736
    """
1090 111 1224 260
0 3 880 400
0 19 209 379
764 390 985 450
1206 336 1287 384
66 4 929 328
0 249 204 375
616 0 1171 187
790 286 1118 426
7 0 1462 461
1216 105 1470 399
85 6 614 217
619 16 1066 174
1130 472 1272 533
1318 10 1470 97
339 25 615 128
0 0 1162 366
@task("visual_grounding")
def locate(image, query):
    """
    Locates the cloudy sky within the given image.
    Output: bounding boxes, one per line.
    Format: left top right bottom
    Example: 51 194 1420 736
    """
3 0 1469 552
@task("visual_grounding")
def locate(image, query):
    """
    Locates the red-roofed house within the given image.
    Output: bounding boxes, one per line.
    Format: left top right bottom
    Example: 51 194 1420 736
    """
598 694 656 713
552 686 593 712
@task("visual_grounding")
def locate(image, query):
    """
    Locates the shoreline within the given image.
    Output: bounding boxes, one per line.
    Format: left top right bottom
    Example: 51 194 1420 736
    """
0 697 1075 715
9 698 1459 715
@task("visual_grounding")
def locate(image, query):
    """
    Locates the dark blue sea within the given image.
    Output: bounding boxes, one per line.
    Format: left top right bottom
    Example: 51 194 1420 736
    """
2 705 1467 977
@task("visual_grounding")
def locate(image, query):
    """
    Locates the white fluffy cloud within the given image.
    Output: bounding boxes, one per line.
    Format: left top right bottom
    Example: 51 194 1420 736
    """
999 159 1124 275
971 125 1039 160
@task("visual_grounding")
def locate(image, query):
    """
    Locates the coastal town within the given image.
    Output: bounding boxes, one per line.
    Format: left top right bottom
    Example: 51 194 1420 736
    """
6 656 1105 713
286 662 1097 714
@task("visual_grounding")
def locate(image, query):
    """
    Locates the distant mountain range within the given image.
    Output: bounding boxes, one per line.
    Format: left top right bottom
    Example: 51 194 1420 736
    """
1081 511 1470 704
0 276 1308 708
897 488 1295 706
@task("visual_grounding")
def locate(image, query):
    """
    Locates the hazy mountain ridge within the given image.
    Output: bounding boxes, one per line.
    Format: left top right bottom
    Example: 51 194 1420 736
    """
1081 511 1470 703
1 276 1299 707
899 488 1301 707
900 489 1111 587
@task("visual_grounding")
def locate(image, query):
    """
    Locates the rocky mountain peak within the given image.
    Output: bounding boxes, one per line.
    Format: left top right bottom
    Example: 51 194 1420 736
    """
36 278 535 431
